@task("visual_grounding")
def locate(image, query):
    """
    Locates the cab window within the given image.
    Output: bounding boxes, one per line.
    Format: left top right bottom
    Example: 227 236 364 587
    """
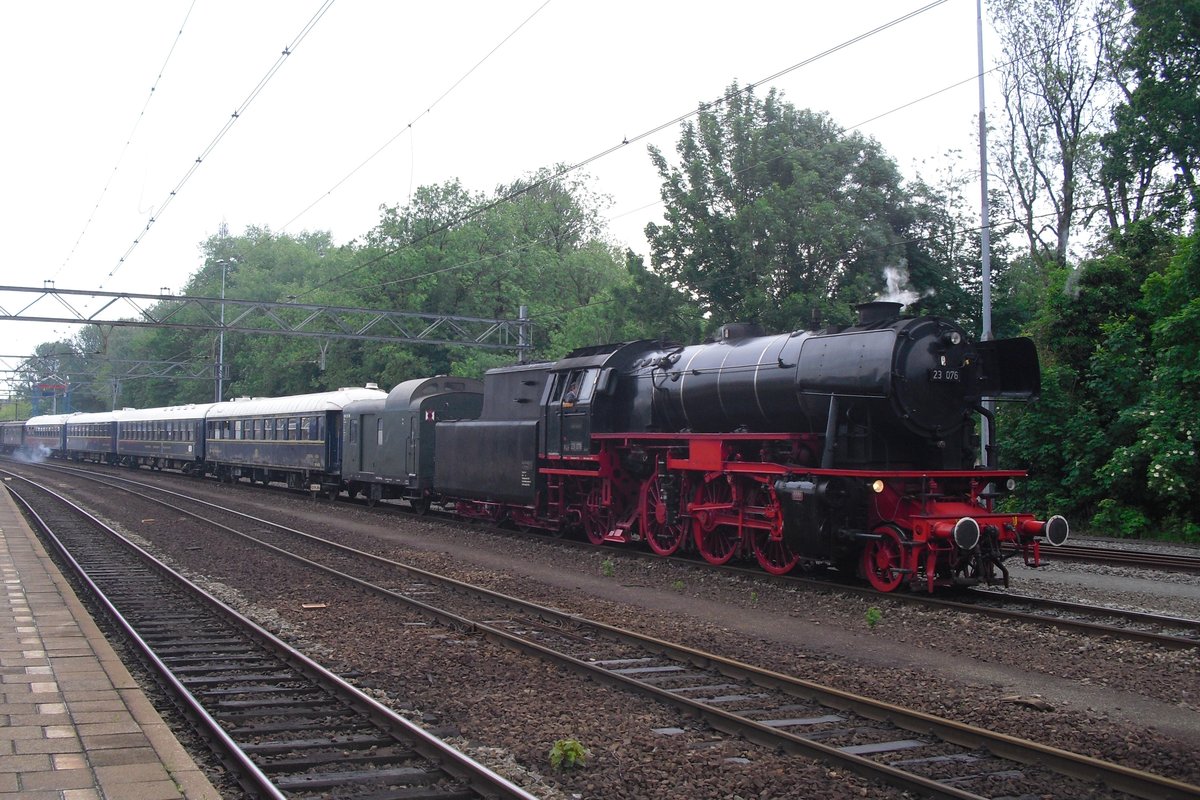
557 369 598 405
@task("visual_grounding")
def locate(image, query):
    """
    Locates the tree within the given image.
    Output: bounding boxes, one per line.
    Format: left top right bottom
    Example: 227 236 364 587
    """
990 0 1124 266
1102 0 1200 223
1094 233 1200 535
646 84 912 333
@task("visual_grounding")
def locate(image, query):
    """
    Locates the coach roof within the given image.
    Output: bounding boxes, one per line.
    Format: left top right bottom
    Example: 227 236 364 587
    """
205 386 386 419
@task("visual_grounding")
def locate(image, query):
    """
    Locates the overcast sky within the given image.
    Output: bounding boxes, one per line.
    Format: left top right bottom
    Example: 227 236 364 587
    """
1 0 999 396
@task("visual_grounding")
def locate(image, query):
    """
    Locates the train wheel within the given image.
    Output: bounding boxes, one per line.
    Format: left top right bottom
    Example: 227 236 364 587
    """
581 487 612 546
862 526 906 592
746 484 798 575
692 478 740 565
751 531 799 575
641 474 685 556
411 497 431 515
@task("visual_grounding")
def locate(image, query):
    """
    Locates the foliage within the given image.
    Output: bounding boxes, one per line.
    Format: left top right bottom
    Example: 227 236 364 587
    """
1005 229 1198 538
1103 0 1200 222
600 557 615 578
548 738 590 771
1094 234 1200 530
646 83 914 333
865 607 883 628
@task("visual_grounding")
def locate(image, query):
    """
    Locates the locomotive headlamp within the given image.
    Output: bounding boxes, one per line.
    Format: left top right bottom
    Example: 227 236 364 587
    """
870 479 885 493
1006 478 1017 491
942 331 963 345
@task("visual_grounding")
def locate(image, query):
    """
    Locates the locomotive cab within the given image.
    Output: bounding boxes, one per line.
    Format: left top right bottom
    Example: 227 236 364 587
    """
541 341 660 457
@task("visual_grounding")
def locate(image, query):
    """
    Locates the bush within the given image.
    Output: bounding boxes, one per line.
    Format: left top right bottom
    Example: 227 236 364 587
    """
549 738 590 771
1090 499 1151 538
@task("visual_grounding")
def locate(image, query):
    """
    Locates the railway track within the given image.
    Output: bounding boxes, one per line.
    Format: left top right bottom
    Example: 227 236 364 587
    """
1041 542 1200 572
4 475 537 800
686 560 1200 649
11 464 1198 800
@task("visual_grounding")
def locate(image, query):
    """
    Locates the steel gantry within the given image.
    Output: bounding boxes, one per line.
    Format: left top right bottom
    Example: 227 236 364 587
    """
0 285 533 352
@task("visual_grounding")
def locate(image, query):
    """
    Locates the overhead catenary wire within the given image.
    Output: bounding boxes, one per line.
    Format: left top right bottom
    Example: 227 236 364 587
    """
277 0 555 233
52 0 198 283
292 0 950 302
104 0 337 283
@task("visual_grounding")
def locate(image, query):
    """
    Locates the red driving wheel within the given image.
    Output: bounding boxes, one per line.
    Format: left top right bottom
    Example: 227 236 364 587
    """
862 526 907 592
581 486 612 545
641 474 686 556
691 477 741 565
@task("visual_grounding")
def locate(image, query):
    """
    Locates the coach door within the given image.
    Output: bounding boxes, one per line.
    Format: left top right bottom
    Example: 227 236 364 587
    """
360 413 382 475
325 412 342 473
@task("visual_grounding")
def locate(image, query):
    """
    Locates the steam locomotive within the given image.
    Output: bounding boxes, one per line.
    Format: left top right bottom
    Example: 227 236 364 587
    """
6 302 1067 592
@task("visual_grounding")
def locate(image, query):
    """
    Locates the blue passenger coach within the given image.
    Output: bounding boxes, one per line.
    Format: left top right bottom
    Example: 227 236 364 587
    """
117 404 214 472
24 413 77 458
0 421 24 454
204 386 386 494
65 411 120 464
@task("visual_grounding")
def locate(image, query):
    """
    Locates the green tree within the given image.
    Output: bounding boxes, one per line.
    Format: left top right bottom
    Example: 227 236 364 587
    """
1094 233 1200 535
646 84 912 333
1103 0 1200 222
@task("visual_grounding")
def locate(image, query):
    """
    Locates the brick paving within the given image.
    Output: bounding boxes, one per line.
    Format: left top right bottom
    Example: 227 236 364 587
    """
0 484 221 799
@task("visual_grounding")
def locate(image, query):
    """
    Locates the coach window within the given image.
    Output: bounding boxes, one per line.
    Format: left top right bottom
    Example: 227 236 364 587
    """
308 417 319 440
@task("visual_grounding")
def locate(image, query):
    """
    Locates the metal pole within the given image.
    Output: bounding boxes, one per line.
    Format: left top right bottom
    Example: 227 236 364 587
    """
977 0 994 467
216 259 228 402
518 304 529 364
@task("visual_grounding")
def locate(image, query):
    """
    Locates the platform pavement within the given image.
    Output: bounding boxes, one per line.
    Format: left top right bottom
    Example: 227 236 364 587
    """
0 483 222 799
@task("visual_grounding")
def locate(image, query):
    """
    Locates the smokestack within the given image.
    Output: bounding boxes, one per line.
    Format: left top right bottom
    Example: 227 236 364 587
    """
856 301 903 326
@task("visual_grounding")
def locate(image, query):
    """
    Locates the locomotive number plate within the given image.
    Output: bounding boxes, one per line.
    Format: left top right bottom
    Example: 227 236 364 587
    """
929 368 961 383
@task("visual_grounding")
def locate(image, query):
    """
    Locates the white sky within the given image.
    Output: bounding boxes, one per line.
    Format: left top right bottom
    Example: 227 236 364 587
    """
1 0 999 396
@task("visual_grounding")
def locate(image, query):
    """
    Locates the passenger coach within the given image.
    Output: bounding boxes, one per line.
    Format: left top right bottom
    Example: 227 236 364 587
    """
204 386 386 494
64 411 120 465
24 413 77 458
0 421 24 454
117 403 214 472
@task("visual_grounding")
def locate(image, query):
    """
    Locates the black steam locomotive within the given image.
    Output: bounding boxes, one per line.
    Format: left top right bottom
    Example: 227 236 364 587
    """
9 302 1066 592
429 300 1067 591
